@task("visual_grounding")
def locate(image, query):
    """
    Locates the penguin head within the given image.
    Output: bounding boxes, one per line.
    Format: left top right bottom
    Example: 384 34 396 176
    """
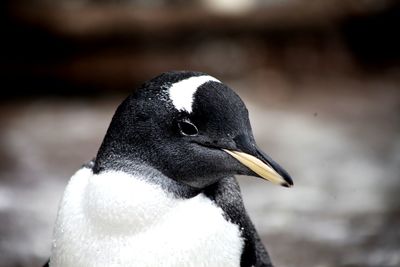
95 71 293 189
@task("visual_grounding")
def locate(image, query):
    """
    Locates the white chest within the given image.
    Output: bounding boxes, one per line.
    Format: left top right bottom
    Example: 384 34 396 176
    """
50 168 244 267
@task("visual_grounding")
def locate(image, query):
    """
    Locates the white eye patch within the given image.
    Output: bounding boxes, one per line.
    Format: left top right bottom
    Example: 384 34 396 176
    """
168 75 220 113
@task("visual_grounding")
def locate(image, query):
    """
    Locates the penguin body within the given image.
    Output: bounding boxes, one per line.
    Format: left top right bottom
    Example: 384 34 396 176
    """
50 165 244 267
48 71 292 267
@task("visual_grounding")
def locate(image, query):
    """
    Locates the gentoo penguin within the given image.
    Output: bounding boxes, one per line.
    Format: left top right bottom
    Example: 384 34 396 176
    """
45 71 293 267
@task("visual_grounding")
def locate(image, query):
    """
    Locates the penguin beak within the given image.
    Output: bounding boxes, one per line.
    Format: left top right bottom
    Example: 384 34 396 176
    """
223 148 293 187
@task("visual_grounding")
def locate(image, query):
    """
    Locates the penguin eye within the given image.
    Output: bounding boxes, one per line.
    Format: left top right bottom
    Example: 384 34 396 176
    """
178 120 198 136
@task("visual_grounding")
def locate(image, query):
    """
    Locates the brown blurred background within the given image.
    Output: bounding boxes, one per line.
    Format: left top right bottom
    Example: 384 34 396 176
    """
1 1 400 266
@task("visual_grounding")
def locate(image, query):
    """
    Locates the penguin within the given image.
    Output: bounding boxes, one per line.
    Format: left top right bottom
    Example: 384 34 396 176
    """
45 71 293 267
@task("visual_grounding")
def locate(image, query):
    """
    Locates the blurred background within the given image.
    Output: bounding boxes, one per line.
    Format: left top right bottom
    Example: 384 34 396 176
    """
1 0 400 266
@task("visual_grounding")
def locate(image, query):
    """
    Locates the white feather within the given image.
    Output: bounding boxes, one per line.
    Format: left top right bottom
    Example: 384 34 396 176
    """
168 75 220 113
50 168 244 267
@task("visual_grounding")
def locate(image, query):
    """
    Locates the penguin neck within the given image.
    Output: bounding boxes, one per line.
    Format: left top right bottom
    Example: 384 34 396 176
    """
93 155 201 199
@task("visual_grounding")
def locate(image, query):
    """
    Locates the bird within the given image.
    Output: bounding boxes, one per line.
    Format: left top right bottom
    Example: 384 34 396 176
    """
45 71 293 267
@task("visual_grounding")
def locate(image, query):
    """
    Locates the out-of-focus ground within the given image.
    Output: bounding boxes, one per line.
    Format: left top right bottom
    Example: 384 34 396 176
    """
1 1 400 267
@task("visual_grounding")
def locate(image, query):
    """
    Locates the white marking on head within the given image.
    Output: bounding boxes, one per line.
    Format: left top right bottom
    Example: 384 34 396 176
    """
168 75 220 113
